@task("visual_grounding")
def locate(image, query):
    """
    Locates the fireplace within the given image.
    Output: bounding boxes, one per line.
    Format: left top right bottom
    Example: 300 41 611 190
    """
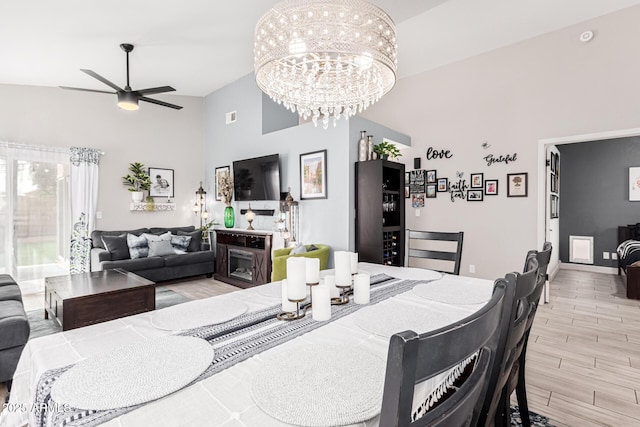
228 249 253 283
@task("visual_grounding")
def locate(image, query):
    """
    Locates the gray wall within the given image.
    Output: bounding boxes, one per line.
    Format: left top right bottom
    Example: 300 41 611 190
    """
203 74 410 261
557 137 640 267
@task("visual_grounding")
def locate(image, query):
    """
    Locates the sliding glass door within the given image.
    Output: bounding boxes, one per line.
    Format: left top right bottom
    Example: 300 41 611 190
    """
0 144 70 294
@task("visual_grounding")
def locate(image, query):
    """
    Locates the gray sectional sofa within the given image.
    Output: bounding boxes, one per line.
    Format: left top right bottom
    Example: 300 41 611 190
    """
90 226 214 282
0 274 29 392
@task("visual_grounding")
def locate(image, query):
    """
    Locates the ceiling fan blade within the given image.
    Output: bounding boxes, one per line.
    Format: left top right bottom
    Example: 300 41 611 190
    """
81 69 124 91
60 86 116 94
137 86 176 96
140 97 183 110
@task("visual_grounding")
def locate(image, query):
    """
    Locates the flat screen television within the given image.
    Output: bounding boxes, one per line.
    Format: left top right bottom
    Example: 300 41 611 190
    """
233 154 281 201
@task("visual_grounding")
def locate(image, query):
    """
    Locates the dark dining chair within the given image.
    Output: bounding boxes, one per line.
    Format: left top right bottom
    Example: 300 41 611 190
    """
379 278 515 426
478 257 539 427
500 242 553 427
405 230 464 275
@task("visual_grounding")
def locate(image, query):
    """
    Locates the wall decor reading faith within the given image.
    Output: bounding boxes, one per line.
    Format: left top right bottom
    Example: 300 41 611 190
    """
409 170 426 194
425 147 453 160
448 177 468 202
483 153 518 167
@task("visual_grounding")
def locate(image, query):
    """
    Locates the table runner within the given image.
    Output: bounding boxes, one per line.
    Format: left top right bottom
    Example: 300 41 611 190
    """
33 273 436 427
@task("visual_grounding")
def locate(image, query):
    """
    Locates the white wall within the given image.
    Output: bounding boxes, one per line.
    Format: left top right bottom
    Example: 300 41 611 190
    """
0 84 205 231
362 6 640 279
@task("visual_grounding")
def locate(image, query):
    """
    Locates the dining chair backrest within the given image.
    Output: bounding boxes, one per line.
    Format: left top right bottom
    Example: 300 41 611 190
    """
405 230 464 275
379 278 515 427
478 258 539 426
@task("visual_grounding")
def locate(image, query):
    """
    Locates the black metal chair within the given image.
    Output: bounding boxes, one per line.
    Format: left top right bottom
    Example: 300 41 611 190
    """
405 230 464 275
479 258 539 427
379 278 515 426
500 243 553 427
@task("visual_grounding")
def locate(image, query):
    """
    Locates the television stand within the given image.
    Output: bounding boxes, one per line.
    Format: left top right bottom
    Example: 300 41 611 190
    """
214 229 273 288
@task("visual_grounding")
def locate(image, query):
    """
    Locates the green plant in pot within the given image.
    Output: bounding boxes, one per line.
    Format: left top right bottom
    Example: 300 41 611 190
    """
122 162 152 202
373 141 402 160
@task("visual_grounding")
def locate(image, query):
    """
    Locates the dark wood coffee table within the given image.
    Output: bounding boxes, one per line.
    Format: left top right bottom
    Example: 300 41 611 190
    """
44 269 155 331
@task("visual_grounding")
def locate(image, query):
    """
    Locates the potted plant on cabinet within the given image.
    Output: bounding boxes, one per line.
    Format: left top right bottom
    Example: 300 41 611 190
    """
122 162 152 202
373 141 402 160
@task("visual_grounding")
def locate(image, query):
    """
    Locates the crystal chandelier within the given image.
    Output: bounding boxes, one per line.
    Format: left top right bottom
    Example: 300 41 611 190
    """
254 0 397 129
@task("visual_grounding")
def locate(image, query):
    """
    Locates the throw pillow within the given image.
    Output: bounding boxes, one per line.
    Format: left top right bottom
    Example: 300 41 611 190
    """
291 243 307 255
170 234 192 254
127 233 149 259
143 231 171 243
101 234 130 261
148 239 176 257
178 230 202 252
308 244 318 252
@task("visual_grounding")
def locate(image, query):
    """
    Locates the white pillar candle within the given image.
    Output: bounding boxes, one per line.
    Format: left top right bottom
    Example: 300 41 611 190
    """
324 275 340 298
281 279 297 312
312 285 331 321
350 252 359 274
286 257 307 301
335 251 352 287
353 273 371 304
305 258 320 284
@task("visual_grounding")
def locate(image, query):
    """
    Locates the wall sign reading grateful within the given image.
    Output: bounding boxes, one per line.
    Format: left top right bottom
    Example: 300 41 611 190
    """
483 153 518 167
425 147 453 160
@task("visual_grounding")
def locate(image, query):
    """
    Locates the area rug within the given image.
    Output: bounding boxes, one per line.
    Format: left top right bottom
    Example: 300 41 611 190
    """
27 288 192 339
511 405 555 427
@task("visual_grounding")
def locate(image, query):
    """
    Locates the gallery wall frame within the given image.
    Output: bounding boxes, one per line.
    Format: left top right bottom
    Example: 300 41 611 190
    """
215 166 230 201
149 167 174 198
300 149 328 200
507 172 528 197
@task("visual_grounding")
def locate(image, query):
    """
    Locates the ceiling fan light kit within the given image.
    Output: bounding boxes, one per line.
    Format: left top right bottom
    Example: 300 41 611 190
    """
254 0 397 129
60 43 183 111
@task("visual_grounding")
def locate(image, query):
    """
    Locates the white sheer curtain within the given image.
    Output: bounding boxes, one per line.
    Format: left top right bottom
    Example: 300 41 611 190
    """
69 147 101 274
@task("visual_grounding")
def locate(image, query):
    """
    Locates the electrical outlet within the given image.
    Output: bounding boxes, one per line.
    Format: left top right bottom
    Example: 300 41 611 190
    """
415 209 420 217
225 111 237 124
469 264 476 273
603 252 609 260
611 252 618 260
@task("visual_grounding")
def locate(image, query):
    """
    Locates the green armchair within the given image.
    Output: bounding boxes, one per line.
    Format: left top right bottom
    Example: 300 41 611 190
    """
271 244 330 282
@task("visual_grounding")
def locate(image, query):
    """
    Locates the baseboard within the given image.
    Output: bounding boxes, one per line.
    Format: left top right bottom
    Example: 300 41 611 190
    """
560 263 618 275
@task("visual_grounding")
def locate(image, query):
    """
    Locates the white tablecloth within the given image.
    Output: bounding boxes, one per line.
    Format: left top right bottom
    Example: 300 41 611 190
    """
0 263 493 427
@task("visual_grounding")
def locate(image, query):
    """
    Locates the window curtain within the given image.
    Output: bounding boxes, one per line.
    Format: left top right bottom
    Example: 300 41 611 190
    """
69 147 101 274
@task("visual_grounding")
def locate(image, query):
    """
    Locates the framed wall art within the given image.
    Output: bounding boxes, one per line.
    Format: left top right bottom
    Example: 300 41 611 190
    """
426 170 437 184
149 167 174 198
484 179 498 196
630 167 640 201
507 172 528 197
215 166 230 201
437 178 448 192
300 149 328 199
470 173 483 189
426 184 437 198
467 190 483 201
409 170 426 194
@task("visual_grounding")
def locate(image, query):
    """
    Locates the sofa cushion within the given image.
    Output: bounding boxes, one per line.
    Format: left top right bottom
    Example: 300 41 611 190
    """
0 300 30 350
170 234 192 254
101 256 165 271
143 231 171 243
0 274 17 287
127 233 149 259
178 230 202 252
164 251 214 267
102 234 130 261
148 240 176 257
291 243 307 255
0 285 22 302
91 229 148 249
149 226 195 235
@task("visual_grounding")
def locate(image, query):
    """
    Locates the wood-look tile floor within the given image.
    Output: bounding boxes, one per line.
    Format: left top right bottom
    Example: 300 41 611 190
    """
524 268 640 426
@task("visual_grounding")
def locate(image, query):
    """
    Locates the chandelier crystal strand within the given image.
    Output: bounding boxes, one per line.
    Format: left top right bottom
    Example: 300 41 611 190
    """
255 0 397 129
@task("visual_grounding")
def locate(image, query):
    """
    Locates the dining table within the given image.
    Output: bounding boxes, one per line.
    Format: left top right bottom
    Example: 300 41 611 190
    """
0 263 495 427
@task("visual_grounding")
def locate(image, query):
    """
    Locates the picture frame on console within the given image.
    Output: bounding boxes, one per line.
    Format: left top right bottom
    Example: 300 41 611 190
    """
215 166 230 201
149 167 174 198
300 150 327 200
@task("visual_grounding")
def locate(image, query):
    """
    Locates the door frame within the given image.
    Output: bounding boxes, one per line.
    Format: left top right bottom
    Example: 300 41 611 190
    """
536 127 640 279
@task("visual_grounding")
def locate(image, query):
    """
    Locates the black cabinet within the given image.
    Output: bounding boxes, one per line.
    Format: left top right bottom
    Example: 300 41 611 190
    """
355 160 405 266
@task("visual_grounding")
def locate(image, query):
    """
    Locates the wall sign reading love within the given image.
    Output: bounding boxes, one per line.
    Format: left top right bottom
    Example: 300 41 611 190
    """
425 146 453 160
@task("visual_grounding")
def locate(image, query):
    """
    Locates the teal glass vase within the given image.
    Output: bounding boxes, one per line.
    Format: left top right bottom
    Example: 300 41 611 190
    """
224 205 235 228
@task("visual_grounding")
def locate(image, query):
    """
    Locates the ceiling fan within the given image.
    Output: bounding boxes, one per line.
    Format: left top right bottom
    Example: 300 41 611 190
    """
60 43 183 110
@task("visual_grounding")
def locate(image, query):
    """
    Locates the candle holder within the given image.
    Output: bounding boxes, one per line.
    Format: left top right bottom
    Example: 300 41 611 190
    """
307 281 319 306
277 297 309 321
332 275 354 305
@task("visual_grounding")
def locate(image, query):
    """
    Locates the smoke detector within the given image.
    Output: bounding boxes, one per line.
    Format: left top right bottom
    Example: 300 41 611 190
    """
579 30 594 43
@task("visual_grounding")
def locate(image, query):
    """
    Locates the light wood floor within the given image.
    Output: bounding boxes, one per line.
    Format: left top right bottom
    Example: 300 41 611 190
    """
525 268 640 426
5 271 640 426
